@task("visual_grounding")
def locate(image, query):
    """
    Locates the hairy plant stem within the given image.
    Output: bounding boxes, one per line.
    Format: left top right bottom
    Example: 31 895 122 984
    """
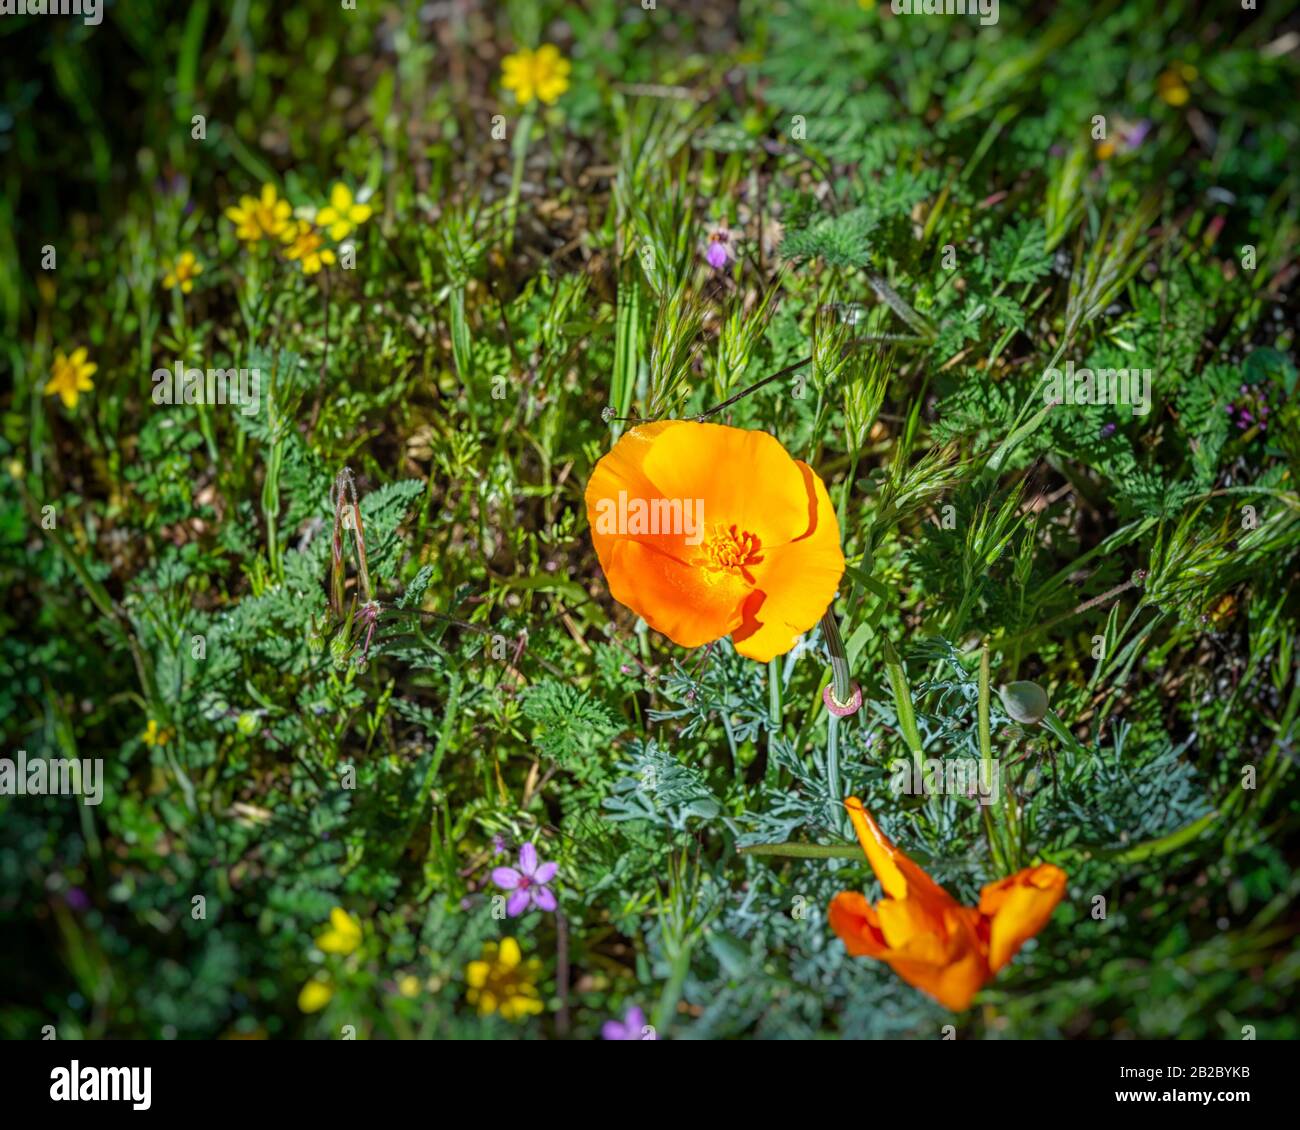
821 609 854 828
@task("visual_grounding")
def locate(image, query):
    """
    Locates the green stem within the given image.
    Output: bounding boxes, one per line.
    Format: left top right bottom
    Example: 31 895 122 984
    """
1099 811 1220 863
767 657 782 731
651 947 693 1035
882 636 924 774
262 426 284 583
505 109 535 253
738 842 863 859
978 640 1006 873
820 610 853 826
826 713 842 823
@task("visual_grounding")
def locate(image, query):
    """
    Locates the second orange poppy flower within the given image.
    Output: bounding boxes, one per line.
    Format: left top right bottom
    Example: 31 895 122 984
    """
829 797 1067 1010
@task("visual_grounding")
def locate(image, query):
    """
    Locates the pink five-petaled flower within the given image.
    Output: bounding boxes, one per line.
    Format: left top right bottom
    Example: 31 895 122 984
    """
602 1006 655 1040
705 231 731 270
492 842 558 917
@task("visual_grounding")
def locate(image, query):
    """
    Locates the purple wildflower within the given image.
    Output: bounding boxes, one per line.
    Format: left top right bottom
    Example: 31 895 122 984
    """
1100 421 1117 439
65 887 90 911
1122 119 1152 151
1226 381 1281 434
492 834 509 857
706 238 729 270
602 1006 655 1040
492 842 558 916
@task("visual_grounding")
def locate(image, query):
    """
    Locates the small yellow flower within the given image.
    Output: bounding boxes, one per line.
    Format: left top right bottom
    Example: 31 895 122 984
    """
141 719 173 747
282 220 336 275
298 979 333 1013
315 907 363 955
1095 139 1116 161
162 250 204 294
465 937 544 1021
1206 592 1237 627
44 348 97 410
1157 62 1197 107
224 183 293 245
501 44 571 107
397 974 421 998
316 182 373 241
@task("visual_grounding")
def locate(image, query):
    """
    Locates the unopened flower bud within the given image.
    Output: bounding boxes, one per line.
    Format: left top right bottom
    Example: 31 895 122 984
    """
998 681 1049 725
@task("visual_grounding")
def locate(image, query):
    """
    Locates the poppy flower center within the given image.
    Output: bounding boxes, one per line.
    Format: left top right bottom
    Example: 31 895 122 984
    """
701 525 764 578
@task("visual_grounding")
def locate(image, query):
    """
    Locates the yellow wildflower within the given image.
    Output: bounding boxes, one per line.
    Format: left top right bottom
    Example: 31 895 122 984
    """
298 978 333 1013
141 719 173 747
397 974 421 998
1157 62 1197 107
316 182 373 241
282 220 336 275
501 44 571 107
315 907 363 955
1206 592 1237 628
224 183 293 245
162 250 204 294
465 937 544 1020
1095 139 1116 161
44 348 97 410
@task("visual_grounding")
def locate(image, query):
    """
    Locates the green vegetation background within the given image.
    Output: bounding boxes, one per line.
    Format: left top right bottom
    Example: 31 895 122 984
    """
2 0 1298 1039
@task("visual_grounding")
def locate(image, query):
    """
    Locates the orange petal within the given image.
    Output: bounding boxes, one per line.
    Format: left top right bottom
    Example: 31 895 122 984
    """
881 910 988 1012
731 461 843 660
831 891 989 1011
600 537 747 648
875 891 949 954
978 863 1067 972
828 891 888 958
585 420 693 558
587 421 754 645
842 798 960 914
638 422 814 549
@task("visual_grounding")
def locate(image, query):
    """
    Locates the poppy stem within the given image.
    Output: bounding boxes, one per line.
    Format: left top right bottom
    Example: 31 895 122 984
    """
826 711 842 827
821 610 857 829
821 610 853 707
768 657 782 731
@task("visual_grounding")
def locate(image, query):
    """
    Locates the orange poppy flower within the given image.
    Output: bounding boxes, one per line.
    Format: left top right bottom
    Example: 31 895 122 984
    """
585 421 844 662
828 797 1067 1010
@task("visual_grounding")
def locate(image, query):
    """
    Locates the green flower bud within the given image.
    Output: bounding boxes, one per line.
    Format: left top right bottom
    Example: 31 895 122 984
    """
330 633 351 670
999 680 1049 725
